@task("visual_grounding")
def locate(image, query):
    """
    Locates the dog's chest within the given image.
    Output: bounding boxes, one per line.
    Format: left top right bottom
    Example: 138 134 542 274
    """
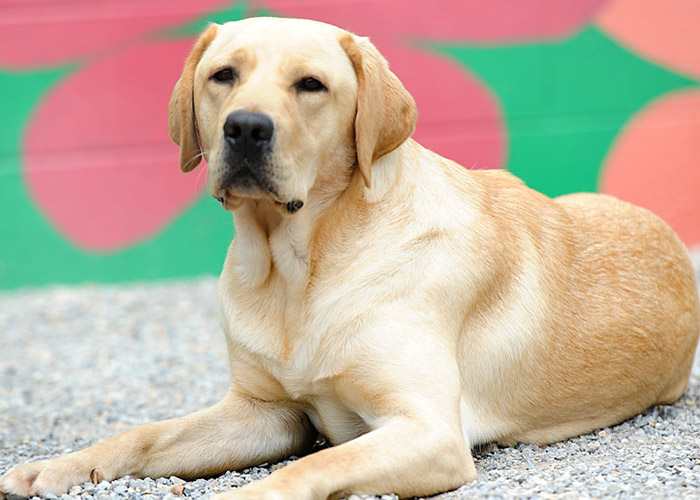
219 273 353 398
221 278 372 444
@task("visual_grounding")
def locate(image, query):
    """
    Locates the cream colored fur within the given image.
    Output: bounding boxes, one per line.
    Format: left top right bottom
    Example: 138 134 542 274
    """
2 17 699 500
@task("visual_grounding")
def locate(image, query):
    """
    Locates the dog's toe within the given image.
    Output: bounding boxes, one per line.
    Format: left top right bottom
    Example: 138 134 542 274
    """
0 458 88 499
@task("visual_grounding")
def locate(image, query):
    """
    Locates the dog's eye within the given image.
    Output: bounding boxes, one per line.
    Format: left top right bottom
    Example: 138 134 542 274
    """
211 68 236 84
297 77 326 92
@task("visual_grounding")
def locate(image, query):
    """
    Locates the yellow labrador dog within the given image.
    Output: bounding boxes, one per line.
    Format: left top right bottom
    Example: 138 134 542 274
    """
2 17 699 500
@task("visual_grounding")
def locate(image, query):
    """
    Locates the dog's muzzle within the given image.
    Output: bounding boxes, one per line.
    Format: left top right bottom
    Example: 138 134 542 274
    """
219 110 275 197
215 111 303 214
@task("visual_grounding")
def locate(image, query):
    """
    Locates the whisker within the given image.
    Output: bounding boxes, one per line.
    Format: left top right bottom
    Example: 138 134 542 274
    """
193 151 211 195
185 150 209 166
182 150 211 196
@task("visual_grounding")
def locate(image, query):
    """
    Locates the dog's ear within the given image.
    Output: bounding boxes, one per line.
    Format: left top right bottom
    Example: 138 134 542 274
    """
339 34 417 188
168 24 219 172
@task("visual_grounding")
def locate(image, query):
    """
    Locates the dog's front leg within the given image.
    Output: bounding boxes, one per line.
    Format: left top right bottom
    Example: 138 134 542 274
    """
215 415 475 500
0 390 314 498
215 348 476 500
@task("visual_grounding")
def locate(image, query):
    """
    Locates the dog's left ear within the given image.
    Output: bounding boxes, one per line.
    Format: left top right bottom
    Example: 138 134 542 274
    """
340 34 417 188
168 24 219 172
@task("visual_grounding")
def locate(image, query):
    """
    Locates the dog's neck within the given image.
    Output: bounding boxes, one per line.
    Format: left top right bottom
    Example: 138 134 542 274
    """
229 143 406 290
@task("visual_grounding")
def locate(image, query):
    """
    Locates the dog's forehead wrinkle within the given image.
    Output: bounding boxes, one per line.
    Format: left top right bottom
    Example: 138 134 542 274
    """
206 47 253 69
229 47 254 64
277 58 327 81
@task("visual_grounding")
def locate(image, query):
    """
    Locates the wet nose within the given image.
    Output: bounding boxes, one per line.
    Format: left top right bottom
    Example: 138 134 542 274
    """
223 110 274 157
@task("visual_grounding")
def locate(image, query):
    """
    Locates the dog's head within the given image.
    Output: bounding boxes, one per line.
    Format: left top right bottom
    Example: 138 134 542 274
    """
168 17 417 215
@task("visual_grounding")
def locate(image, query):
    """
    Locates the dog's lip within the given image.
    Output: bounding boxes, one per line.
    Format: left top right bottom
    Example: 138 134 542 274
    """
210 165 304 214
211 186 265 210
212 183 301 214
211 165 273 199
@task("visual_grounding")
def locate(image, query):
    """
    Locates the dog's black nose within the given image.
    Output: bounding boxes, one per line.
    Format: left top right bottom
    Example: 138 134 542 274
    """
223 111 274 157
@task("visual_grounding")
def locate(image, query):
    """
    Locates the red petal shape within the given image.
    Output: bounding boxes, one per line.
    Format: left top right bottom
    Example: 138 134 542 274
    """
24 40 205 252
597 0 700 80
257 0 609 42
600 89 700 248
0 0 229 67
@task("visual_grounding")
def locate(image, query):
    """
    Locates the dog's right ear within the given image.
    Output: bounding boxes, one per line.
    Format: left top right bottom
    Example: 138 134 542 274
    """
168 24 219 172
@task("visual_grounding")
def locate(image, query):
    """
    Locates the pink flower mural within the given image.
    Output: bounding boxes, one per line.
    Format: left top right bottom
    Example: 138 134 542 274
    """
597 0 700 80
2 0 698 288
13 0 607 252
10 1 230 252
0 0 230 68
24 40 201 251
596 0 700 247
600 89 700 246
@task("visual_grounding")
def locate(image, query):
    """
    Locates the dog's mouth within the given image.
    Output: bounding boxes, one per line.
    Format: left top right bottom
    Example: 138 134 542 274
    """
212 167 304 215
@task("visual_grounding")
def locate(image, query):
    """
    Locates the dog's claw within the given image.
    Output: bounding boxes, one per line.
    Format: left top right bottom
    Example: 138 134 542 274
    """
90 469 101 486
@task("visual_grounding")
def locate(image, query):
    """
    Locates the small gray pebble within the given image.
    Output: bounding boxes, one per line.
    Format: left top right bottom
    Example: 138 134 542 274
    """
112 484 129 495
96 481 111 491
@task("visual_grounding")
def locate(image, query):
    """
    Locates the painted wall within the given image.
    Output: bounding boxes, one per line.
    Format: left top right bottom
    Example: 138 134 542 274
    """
1 0 699 289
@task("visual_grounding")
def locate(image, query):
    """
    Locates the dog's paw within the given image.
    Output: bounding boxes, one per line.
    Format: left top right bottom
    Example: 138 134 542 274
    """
0 457 93 498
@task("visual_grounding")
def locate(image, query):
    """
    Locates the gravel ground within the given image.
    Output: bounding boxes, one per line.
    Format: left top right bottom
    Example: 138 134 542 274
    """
1 254 700 500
